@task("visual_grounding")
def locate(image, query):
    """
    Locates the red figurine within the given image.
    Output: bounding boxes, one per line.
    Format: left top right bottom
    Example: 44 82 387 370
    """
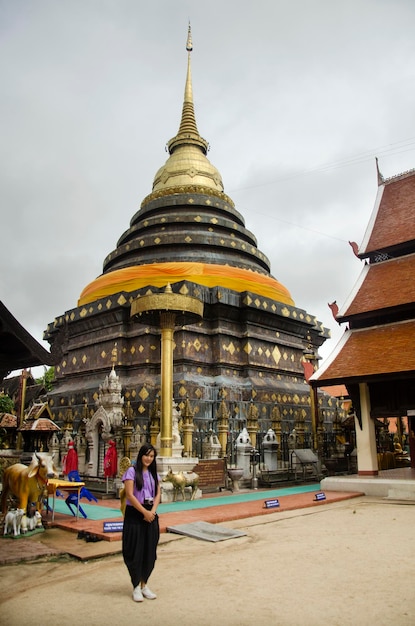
104 440 118 478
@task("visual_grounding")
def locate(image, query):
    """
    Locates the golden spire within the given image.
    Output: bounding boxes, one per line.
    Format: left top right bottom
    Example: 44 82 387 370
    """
150 23 224 195
167 22 208 155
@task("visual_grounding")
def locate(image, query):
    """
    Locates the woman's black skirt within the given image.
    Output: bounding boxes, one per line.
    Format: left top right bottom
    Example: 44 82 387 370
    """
122 504 160 588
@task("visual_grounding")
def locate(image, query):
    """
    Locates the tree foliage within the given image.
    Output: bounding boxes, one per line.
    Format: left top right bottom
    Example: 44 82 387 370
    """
0 393 14 414
36 367 55 391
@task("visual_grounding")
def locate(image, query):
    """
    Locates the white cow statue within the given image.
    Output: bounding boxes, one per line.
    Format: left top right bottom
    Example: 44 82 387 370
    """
21 510 43 533
4 508 25 536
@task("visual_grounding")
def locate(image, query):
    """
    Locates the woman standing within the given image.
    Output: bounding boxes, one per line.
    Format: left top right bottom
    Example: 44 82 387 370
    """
122 443 161 602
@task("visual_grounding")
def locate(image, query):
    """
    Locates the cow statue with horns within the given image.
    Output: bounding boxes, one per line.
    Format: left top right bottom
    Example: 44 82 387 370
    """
1 452 58 517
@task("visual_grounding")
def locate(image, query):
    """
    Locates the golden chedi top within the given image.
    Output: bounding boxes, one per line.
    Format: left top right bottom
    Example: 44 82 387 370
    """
150 23 224 199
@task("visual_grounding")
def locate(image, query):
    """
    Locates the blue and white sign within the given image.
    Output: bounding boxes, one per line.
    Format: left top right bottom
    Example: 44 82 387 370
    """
103 521 124 532
264 498 280 509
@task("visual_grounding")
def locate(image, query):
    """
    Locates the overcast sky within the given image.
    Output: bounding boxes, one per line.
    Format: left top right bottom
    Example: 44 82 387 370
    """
1 0 415 379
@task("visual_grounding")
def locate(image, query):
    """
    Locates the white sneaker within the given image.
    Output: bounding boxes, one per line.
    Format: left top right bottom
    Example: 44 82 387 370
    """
141 585 157 599
133 586 144 602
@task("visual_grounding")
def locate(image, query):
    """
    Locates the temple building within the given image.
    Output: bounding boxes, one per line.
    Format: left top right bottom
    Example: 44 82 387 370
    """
311 163 415 473
44 28 333 460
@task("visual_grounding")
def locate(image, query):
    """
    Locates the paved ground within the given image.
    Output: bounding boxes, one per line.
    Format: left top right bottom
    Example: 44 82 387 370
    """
1 487 415 625
1 495 414 626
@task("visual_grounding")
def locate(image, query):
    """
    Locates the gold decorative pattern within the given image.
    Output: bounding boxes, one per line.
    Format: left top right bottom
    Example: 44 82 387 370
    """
272 346 281 364
244 342 252 355
139 387 149 401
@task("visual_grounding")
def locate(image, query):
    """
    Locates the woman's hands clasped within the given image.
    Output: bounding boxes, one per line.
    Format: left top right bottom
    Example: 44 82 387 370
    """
143 509 156 523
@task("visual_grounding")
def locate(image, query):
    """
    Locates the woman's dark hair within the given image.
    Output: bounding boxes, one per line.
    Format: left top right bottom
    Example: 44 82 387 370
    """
134 443 158 491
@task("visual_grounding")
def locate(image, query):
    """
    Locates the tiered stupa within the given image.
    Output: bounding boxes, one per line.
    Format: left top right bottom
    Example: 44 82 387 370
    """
45 27 330 444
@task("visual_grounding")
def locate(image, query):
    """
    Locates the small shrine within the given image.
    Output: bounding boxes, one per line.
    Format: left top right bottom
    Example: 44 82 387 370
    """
18 402 60 453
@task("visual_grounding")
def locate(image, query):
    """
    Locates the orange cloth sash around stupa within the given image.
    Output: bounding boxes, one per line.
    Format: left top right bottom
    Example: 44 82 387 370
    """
78 262 294 307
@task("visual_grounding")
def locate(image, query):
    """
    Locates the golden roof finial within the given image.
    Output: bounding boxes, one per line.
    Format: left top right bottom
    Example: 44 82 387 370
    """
167 23 208 155
186 21 193 52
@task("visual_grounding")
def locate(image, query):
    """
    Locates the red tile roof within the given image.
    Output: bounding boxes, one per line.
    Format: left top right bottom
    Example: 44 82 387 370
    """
19 417 60 432
360 170 415 255
339 253 415 319
311 320 415 386
0 413 17 428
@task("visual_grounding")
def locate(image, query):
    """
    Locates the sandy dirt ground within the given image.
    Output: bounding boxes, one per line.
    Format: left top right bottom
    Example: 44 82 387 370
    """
1 497 414 626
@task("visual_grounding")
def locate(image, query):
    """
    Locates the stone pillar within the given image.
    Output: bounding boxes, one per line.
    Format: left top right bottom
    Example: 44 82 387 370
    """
262 429 278 471
235 428 253 479
355 382 378 475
